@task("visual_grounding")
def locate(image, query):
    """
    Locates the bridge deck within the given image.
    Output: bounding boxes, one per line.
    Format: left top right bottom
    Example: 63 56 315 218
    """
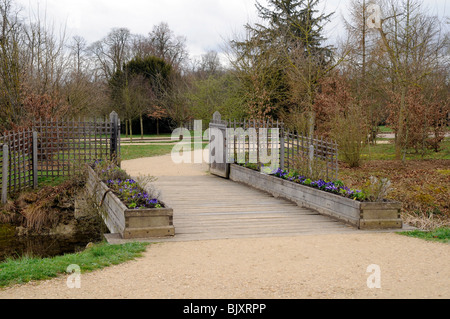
106 173 360 244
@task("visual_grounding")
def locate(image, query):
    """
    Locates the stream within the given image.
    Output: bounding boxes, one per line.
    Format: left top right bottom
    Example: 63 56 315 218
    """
0 224 104 262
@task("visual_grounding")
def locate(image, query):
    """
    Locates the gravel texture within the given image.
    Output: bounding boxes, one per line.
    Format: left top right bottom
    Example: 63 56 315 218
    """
0 233 449 299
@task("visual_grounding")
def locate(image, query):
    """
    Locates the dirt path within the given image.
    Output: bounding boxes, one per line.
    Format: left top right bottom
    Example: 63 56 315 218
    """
0 151 449 299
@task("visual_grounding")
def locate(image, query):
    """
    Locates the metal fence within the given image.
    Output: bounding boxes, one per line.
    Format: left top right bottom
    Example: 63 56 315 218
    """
0 129 36 202
282 130 338 181
227 118 282 165
0 112 121 203
226 117 338 181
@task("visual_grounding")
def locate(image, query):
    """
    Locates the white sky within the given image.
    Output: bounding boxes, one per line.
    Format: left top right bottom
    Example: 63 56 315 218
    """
15 0 449 62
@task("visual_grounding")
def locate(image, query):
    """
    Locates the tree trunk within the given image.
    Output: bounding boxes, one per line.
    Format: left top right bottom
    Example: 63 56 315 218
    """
140 113 144 140
129 119 133 143
395 86 407 160
308 111 315 138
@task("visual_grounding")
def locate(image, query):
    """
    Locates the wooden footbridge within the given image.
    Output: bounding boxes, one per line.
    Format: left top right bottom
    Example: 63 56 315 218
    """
105 171 360 244
105 112 405 244
151 175 359 241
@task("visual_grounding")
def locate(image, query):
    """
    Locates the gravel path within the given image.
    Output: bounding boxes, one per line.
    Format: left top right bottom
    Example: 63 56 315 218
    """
1 151 449 299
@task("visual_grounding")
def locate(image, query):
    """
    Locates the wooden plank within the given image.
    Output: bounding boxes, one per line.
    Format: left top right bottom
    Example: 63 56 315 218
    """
126 174 363 243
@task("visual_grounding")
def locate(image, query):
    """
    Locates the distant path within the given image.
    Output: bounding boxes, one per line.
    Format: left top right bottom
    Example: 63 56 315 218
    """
378 132 450 139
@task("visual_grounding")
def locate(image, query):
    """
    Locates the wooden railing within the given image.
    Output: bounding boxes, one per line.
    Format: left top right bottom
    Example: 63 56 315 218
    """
226 118 338 181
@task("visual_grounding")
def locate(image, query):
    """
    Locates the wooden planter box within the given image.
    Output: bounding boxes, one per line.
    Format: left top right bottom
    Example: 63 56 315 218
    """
229 164 403 230
86 166 175 239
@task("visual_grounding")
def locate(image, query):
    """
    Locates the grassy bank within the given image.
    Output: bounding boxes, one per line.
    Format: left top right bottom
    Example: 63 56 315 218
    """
399 227 450 244
0 241 149 288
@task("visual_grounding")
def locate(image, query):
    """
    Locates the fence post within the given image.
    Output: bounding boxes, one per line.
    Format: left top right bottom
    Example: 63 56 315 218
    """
32 131 38 189
280 126 285 171
2 144 8 204
309 135 315 177
110 111 119 164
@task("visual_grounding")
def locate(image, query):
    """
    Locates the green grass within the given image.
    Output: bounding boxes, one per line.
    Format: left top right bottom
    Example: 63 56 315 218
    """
399 227 450 244
360 139 450 161
378 126 394 133
377 126 450 134
120 141 209 161
121 133 173 139
121 132 199 139
122 139 180 144
120 144 175 161
0 241 149 288
37 175 71 187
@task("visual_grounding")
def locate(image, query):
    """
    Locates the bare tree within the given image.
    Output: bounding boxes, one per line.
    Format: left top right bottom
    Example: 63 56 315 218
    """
149 22 188 70
69 35 88 76
89 27 131 80
0 0 23 129
374 0 448 160
159 73 192 129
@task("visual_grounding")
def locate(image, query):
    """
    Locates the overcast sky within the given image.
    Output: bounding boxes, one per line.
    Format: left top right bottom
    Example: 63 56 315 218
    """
15 0 449 62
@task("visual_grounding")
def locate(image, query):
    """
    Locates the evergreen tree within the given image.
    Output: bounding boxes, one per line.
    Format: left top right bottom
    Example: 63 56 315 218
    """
230 0 335 122
251 0 333 63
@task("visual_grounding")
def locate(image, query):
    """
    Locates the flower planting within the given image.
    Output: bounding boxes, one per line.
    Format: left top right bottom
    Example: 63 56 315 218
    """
105 179 163 210
87 159 175 239
230 163 403 230
241 163 369 202
270 167 368 202
92 160 163 210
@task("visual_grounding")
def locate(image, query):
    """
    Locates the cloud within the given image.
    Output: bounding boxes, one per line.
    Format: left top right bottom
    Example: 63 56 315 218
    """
14 0 449 60
16 0 262 58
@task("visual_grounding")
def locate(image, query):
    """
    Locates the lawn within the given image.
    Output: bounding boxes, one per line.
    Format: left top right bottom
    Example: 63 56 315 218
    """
378 126 394 133
120 144 175 161
361 139 450 161
120 140 209 161
121 133 173 139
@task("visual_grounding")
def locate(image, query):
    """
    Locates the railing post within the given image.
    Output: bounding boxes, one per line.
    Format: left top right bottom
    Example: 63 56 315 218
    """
309 135 315 177
32 131 38 189
279 126 285 171
2 144 9 204
110 111 119 164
